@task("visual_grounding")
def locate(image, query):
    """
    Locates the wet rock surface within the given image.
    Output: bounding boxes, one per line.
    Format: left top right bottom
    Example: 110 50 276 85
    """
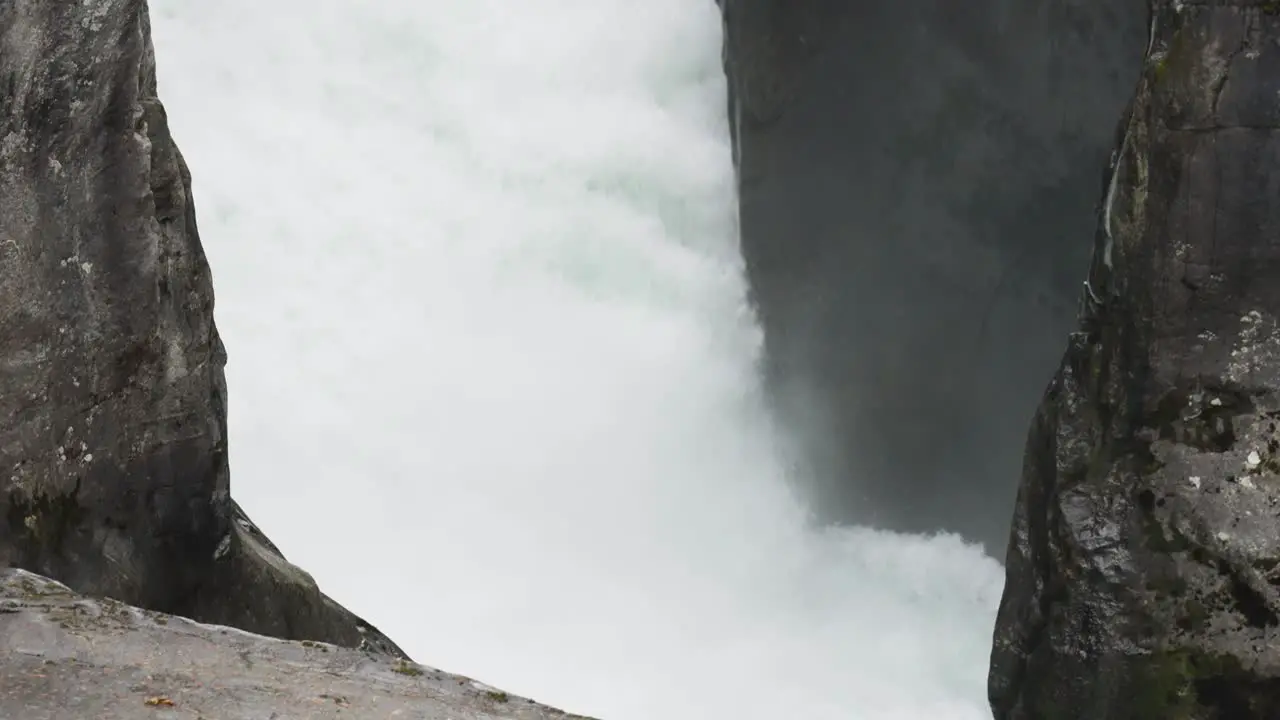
0 569 593 720
718 0 1146 551
0 0 402 656
991 1 1280 716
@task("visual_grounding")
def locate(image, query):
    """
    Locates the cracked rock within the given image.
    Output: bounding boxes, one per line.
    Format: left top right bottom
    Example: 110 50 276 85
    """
990 1 1280 717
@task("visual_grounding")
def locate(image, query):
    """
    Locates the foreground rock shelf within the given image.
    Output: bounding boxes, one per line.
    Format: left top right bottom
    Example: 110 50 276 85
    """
0 570 595 720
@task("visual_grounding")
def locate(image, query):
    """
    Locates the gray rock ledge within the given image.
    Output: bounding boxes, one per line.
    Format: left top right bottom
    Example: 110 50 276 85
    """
0 569 597 720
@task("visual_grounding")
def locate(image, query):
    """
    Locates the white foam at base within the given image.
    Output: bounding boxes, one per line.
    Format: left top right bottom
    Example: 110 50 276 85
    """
149 2 1005 718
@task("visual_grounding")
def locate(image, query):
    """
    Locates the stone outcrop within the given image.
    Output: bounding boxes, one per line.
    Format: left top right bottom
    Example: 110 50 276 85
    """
0 0 402 656
0 569 595 720
718 0 1146 551
991 2 1280 716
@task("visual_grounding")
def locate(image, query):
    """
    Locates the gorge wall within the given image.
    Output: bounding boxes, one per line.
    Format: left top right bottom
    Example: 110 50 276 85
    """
991 1 1280 716
719 0 1147 551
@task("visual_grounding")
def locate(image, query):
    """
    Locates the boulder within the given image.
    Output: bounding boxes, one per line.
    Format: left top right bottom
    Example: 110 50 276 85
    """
0 0 402 657
0 569 594 720
718 0 1146 550
991 1 1280 716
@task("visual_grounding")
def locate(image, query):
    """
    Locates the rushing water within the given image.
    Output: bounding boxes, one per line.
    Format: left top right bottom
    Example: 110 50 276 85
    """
150 2 1005 718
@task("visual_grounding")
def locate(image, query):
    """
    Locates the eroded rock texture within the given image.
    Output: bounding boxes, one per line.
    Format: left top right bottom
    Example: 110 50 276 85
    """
0 0 402 657
719 0 1146 551
991 1 1280 716
0 569 592 720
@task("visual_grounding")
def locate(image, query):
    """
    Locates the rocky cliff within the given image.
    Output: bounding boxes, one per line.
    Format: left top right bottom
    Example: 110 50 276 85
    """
0 0 403 656
719 0 1146 551
991 1 1280 716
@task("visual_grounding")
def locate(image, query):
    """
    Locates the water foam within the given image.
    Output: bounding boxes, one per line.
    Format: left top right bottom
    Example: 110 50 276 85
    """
150 2 1004 718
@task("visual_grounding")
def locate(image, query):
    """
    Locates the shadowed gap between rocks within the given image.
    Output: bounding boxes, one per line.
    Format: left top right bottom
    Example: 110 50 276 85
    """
720 0 1149 553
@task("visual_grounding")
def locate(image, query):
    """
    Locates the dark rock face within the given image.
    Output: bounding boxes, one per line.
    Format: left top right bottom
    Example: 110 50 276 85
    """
0 0 403 658
719 0 1147 550
991 2 1280 716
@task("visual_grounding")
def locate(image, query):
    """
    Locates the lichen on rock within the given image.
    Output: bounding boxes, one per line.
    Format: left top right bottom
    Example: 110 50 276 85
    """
990 1 1280 717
